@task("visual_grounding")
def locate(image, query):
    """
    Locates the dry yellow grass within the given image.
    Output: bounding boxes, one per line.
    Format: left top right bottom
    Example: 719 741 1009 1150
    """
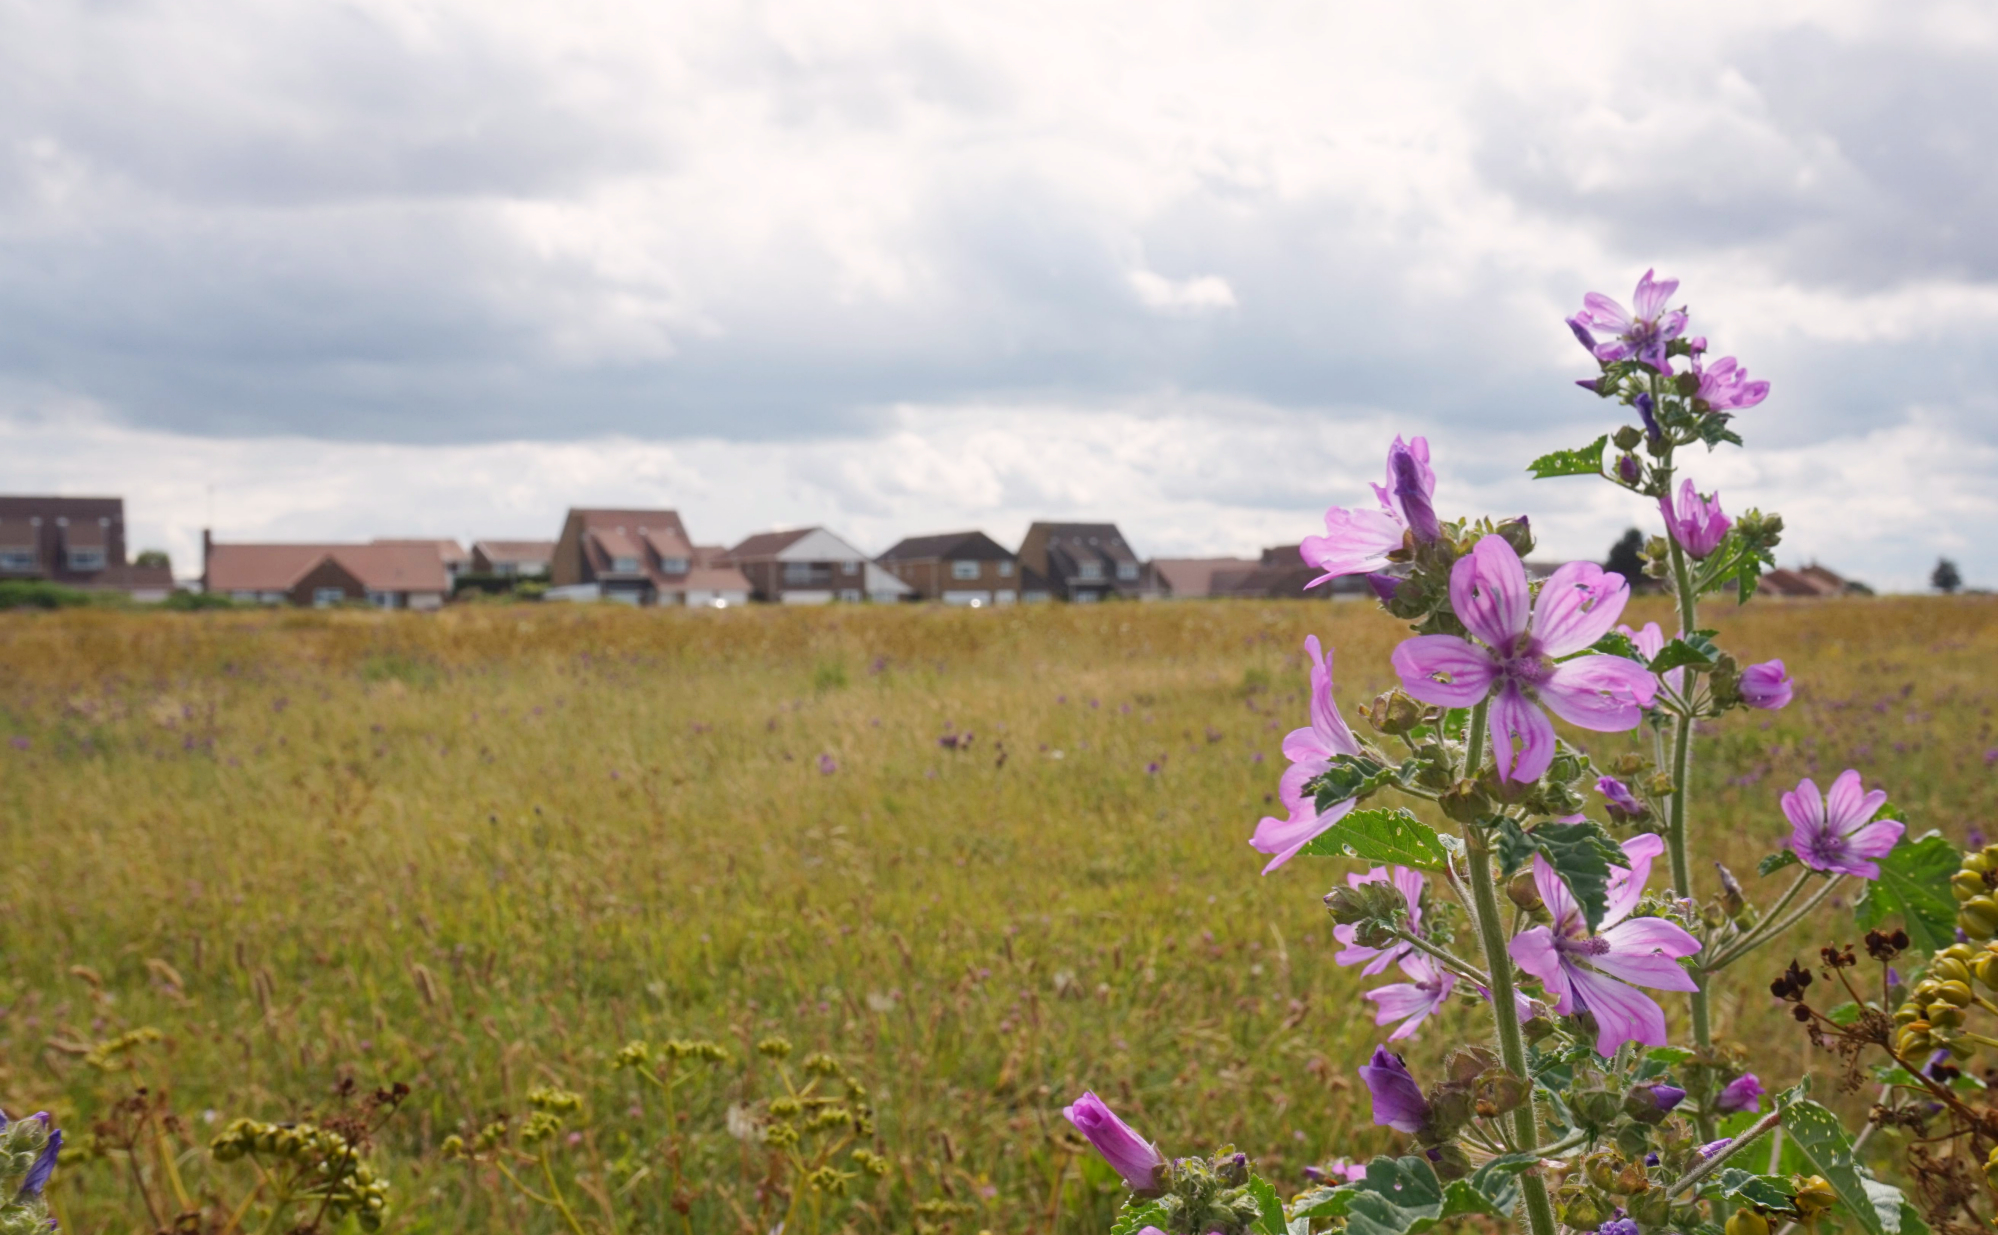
1 596 1993 1232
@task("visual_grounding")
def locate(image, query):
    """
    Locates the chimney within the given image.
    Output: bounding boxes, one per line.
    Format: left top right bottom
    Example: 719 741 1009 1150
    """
202 528 212 592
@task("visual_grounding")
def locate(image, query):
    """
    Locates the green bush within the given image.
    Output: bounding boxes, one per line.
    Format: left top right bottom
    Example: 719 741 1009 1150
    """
0 580 103 610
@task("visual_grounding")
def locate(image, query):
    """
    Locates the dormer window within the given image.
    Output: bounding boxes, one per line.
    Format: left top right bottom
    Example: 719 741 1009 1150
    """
1117 562 1139 581
659 557 690 574
1078 561 1104 580
612 556 640 573
67 548 106 571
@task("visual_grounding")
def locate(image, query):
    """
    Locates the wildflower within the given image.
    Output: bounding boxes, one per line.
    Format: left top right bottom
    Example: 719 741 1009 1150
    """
1508 834 1702 1056
1366 573 1401 604
1600 1219 1640 1235
1359 1046 1429 1134
1306 1158 1371 1184
1634 1082 1686 1112
1658 480 1731 559
1596 776 1643 816
1391 536 1656 782
817 753 837 775
1782 770 1904 879
1301 436 1438 585
1714 1073 1763 1114
18 1113 61 1198
1571 269 1688 372
1697 1139 1731 1159
1634 392 1663 439
1739 660 1793 710
1251 636 1361 872
1365 953 1456 1041
1061 1092 1164 1191
1332 866 1427 974
1691 354 1770 413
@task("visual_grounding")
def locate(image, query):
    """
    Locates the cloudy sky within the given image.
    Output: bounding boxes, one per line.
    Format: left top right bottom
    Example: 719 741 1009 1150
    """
3 0 1994 590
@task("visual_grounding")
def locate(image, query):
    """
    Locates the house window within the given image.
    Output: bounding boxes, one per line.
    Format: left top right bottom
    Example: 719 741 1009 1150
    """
66 549 106 571
611 556 640 573
368 591 400 609
1117 562 1139 581
838 589 862 603
841 560 859 576
0 549 34 571
1074 590 1100 603
951 560 980 580
783 562 815 585
997 561 1014 577
313 587 346 607
259 591 286 604
1077 561 1103 580
231 590 258 602
659 557 690 575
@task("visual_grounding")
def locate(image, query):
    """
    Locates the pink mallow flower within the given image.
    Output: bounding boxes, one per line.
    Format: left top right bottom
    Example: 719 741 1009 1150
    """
1659 480 1731 559
1740 660 1793 710
1692 354 1770 412
1062 1092 1165 1191
1333 866 1428 974
1782 770 1904 880
1301 436 1437 586
1365 953 1456 1042
1391 536 1656 783
1251 636 1361 872
1572 269 1688 372
1508 834 1702 1056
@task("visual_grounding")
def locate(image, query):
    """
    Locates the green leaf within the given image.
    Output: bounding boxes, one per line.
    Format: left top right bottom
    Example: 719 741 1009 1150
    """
1299 808 1450 872
1711 1167 1800 1216
1757 850 1799 877
1248 1174 1287 1235
1646 1046 1696 1065
1863 1178 1913 1235
1296 1156 1519 1235
1110 1198 1169 1235
1781 1098 1885 1235
1587 630 1645 662
1648 630 1720 674
1309 754 1396 810
1528 435 1609 480
1495 817 1630 933
1825 1001 1865 1027
1853 832 1960 953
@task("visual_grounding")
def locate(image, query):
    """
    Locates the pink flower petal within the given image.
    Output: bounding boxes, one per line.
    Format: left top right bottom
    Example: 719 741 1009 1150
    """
1780 778 1824 834
1391 635 1497 707
1845 819 1905 861
1540 656 1655 731
1826 769 1887 835
1601 833 1663 928
1449 535 1532 650
1251 796 1355 874
1301 505 1405 585
1568 966 1669 1055
1580 292 1632 333
1507 926 1570 1012
1600 916 1702 961
1532 562 1631 658
1617 621 1665 661
1587 949 1699 993
1530 850 1582 937
1490 683 1556 782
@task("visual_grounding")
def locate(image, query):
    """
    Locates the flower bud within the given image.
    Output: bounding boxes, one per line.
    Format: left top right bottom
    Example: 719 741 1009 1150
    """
1612 425 1644 452
1627 1184 1671 1225
1482 1073 1529 1115
1985 1145 1998 1190
1715 862 1746 920
1496 517 1534 559
1617 453 1642 484
1727 1209 1772 1235
1792 1175 1838 1219
1738 660 1794 710
1556 1188 1606 1229
1440 778 1493 825
1364 688 1426 736
1507 870 1544 913
1446 1047 1498 1084
1572 1090 1623 1130
1426 1143 1471 1182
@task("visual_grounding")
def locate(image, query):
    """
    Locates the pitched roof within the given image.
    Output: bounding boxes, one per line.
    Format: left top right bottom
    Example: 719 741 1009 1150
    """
879 531 1014 562
1152 557 1258 598
329 544 452 591
642 526 695 560
473 539 556 561
373 538 469 565
206 542 449 592
727 528 816 559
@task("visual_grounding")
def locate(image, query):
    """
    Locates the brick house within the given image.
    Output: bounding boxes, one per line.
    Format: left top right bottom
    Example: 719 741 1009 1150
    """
1760 564 1871 598
548 509 752 606
201 535 452 608
875 531 1036 605
0 495 175 599
376 538 471 583
723 528 913 603
471 540 556 577
1015 522 1152 602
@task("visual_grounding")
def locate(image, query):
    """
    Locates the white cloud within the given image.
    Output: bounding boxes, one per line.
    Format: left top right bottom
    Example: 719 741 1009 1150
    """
1129 269 1237 314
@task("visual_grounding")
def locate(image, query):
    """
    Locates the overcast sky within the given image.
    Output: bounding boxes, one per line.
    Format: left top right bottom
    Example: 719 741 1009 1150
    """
3 0 1994 590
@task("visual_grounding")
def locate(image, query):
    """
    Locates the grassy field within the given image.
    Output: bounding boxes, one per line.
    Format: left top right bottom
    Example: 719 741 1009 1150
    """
2 597 1994 1234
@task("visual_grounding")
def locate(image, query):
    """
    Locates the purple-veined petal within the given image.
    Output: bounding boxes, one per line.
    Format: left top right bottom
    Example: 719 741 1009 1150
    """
1490 683 1556 782
1530 850 1582 935
1302 505 1406 586
1449 535 1532 649
1601 833 1663 928
1391 635 1497 707
1532 562 1631 657
1632 269 1678 321
1600 915 1703 961
1392 866 1427 936
1251 796 1356 875
1845 820 1905 862
1063 1093 1165 1190
1540 656 1656 731
1781 778 1824 835
1586 950 1700 993
1826 769 1888 835
1617 621 1665 662
1567 966 1669 1055
1360 1046 1430 1134
1580 292 1632 333
1304 636 1363 759
1508 926 1572 1013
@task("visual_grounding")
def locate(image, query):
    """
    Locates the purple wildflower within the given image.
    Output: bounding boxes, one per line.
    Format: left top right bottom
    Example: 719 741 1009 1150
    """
817 753 837 775
1691 354 1770 412
1740 660 1793 710
7 736 26 751
1659 480 1731 559
19 1114 59 1199
1508 834 1702 1056
1634 392 1662 439
1782 770 1904 879
1365 953 1456 1041
1698 1139 1731 1159
1597 776 1644 816
1714 1073 1763 1114
1391 536 1656 783
1309 1158 1370 1185
1366 572 1402 604
1301 436 1437 585
1566 315 1599 355
1572 269 1688 372
1359 1046 1429 1134
1251 636 1361 872
1637 1083 1686 1112
1062 1092 1165 1191
1616 453 1642 485
1333 866 1428 974
1600 1219 1640 1235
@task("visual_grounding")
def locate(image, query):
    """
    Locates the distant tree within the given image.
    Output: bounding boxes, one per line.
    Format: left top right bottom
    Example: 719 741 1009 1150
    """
1933 557 1963 594
134 549 172 570
1605 528 1645 587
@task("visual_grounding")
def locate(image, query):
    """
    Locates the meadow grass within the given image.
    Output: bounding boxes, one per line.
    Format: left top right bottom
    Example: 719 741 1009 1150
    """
2 597 1994 1233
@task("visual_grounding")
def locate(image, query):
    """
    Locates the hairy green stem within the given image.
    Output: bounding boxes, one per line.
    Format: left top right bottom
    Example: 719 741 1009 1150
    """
1706 874 1841 973
1704 869 1814 969
1459 699 1558 1235
1664 529 1716 1139
1667 1107 1784 1198
1391 928 1492 988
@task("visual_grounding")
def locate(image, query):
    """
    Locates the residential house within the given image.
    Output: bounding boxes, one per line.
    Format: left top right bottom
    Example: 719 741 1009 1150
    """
200 534 451 608
548 509 752 606
0 495 176 599
376 538 470 583
1151 557 1259 599
1153 545 1369 599
875 530 1039 605
471 540 556 578
1015 522 1152 602
1760 564 1871 598
723 528 913 603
